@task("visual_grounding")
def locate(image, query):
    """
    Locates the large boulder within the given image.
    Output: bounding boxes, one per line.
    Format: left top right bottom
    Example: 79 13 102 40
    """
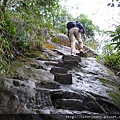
38 28 50 40
52 33 70 47
83 44 99 57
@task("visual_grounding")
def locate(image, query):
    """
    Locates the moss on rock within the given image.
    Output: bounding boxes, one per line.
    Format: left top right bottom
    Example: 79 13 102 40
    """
108 91 120 108
99 78 120 108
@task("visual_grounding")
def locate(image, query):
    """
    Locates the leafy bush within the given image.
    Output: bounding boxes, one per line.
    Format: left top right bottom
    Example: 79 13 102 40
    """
97 44 120 74
0 9 15 76
109 26 120 51
104 51 120 72
97 25 120 74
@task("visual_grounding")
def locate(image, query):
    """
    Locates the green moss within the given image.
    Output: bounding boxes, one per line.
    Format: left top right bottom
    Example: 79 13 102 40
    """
22 49 42 59
107 69 115 76
108 91 120 108
99 78 117 87
99 78 120 108
43 42 56 49
17 56 27 62
10 61 24 71
23 52 38 58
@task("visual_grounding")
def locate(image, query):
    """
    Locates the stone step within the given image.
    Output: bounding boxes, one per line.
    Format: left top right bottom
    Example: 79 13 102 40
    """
76 52 87 58
50 67 68 75
53 99 83 111
50 90 81 100
62 55 81 62
36 81 61 89
54 73 72 84
63 60 79 66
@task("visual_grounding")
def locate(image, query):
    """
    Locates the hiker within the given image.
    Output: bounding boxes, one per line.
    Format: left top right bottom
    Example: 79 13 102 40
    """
67 21 86 56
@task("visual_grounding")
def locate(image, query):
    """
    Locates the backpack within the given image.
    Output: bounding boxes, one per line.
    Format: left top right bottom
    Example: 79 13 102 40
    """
67 22 76 30
75 21 85 34
75 21 83 29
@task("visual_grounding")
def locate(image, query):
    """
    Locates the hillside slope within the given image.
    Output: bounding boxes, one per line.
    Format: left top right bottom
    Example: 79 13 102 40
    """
0 40 120 119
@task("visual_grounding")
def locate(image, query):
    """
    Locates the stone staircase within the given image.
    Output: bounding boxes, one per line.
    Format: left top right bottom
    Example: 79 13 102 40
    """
50 55 81 84
44 54 120 115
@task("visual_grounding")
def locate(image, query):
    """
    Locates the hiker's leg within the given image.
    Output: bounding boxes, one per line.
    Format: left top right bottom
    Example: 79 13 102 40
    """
71 37 76 55
79 40 83 52
74 29 83 52
69 28 76 55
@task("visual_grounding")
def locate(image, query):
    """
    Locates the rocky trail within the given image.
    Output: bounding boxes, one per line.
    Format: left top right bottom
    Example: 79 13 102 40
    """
0 40 120 120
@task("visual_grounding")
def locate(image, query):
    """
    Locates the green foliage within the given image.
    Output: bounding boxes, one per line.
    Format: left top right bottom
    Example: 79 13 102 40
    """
104 51 120 71
108 26 120 51
97 45 120 73
0 0 63 76
84 38 99 50
98 25 120 73
54 8 73 34
76 14 99 38
0 8 15 76
0 59 9 76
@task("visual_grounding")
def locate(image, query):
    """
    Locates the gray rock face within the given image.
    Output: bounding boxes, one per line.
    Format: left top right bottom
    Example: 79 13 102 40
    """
0 41 120 120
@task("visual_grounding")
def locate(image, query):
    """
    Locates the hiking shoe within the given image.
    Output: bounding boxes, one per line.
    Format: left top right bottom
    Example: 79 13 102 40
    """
71 53 76 56
80 50 84 54
79 49 84 53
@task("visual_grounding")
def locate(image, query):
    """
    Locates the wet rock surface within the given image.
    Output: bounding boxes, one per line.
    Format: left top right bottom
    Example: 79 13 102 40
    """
0 41 120 120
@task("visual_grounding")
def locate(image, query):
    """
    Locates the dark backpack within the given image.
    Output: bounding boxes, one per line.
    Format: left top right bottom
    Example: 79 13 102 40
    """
67 22 76 30
75 21 85 34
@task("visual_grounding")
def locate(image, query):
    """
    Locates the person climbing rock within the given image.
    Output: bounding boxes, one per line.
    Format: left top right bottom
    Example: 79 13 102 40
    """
67 21 86 56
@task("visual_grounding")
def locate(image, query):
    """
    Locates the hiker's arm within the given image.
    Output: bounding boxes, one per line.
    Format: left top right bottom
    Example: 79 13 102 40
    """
79 25 86 39
81 25 86 34
79 28 86 39
83 34 86 40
